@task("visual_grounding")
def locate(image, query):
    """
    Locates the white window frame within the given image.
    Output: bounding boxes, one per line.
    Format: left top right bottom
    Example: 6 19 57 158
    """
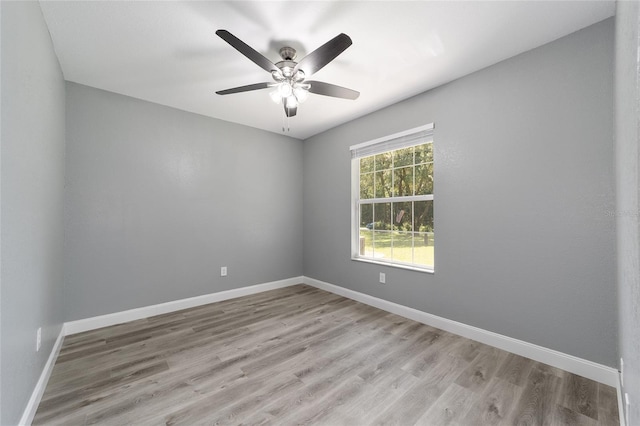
350 123 434 273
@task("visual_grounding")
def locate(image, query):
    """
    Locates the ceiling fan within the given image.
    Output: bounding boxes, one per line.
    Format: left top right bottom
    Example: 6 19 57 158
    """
215 30 360 120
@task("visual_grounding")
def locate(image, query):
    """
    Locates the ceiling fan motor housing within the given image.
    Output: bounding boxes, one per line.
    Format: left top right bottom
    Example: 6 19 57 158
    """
278 46 297 61
275 47 305 80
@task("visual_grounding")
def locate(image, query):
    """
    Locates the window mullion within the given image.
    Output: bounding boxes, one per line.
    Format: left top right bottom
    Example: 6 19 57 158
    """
411 201 415 264
360 194 432 204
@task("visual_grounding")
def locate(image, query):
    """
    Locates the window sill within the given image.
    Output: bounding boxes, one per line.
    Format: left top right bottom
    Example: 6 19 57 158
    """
351 256 434 274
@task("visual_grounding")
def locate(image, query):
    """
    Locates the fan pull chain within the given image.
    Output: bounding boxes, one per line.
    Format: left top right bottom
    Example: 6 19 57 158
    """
282 108 290 132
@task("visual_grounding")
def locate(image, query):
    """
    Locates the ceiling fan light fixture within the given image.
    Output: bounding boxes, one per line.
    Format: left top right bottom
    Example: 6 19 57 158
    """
293 70 306 82
293 85 309 103
278 81 293 98
285 95 298 109
282 66 293 78
271 70 285 82
270 81 309 106
269 89 283 104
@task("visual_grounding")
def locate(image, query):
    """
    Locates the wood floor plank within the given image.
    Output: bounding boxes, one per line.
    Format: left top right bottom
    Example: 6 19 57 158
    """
496 352 535 386
372 354 469 425
447 335 489 363
34 361 170 424
196 373 305 425
281 375 368 425
417 382 477 425
454 346 509 393
326 367 419 425
83 354 238 425
401 331 461 379
361 326 452 387
458 376 523 425
551 404 600 426
509 365 561 426
597 382 620 426
33 284 619 426
560 371 600 420
240 329 403 424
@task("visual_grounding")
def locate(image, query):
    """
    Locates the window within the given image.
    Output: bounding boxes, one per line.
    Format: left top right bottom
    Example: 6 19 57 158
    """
351 124 434 272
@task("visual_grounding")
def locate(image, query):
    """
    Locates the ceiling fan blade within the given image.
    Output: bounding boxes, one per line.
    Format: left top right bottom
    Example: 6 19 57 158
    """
284 104 297 117
294 33 352 76
307 81 360 100
216 30 279 74
216 82 272 95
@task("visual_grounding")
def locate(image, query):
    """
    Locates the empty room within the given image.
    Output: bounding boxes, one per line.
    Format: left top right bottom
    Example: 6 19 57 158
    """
2 0 639 425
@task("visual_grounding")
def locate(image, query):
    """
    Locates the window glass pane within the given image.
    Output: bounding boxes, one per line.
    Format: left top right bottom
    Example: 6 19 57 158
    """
373 202 392 260
359 204 373 256
393 166 413 197
373 202 392 230
393 202 412 232
414 200 434 232
391 231 413 264
393 146 414 167
375 170 392 198
391 202 412 263
414 232 434 268
414 199 434 268
373 230 392 260
360 172 374 199
415 163 433 195
360 156 374 173
374 152 392 171
415 142 433 164
360 203 373 228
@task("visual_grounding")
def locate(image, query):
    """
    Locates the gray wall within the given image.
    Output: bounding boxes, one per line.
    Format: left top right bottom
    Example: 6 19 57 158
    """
64 83 303 321
303 19 617 366
0 2 66 424
616 1 640 424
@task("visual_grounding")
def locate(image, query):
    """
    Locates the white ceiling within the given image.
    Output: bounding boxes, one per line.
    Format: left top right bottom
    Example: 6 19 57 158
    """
39 1 615 140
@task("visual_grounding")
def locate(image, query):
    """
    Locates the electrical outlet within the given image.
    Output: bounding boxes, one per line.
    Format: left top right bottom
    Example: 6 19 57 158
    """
379 272 386 284
221 266 227 277
36 327 41 352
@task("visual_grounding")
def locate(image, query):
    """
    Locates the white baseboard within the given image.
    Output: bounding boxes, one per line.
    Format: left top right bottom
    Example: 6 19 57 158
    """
19 325 66 426
303 276 619 388
64 277 303 335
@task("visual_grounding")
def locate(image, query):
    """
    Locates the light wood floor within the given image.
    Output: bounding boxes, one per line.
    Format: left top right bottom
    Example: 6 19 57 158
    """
34 284 619 425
